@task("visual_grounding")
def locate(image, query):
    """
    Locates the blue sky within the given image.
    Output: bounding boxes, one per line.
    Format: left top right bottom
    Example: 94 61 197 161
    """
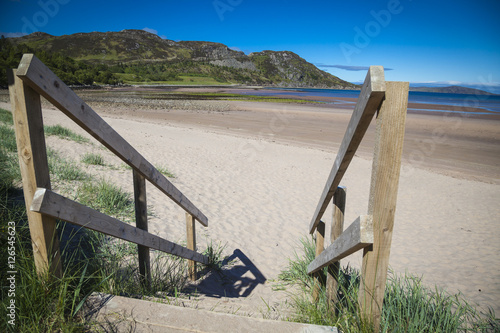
1 0 500 92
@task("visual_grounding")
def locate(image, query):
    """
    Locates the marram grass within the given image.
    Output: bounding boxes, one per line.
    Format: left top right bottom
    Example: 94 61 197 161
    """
81 152 105 166
44 124 90 143
279 237 499 332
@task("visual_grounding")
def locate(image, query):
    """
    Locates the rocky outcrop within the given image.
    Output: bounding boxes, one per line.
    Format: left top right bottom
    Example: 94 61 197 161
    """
249 50 354 88
8 30 356 88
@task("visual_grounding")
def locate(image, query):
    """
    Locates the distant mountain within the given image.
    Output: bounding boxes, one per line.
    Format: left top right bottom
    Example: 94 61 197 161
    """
410 85 496 95
6 30 357 89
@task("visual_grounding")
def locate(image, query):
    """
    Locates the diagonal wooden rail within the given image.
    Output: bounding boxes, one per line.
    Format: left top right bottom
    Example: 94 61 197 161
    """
16 54 208 226
308 66 385 235
307 66 408 332
9 54 209 283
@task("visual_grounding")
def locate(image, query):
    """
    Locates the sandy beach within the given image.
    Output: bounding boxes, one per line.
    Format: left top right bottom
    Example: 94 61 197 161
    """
1 89 499 317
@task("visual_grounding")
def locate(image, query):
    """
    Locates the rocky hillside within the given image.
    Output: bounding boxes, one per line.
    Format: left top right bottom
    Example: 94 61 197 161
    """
7 30 356 88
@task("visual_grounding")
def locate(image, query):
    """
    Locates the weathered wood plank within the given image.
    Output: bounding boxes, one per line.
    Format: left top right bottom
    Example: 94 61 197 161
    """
358 81 408 331
186 213 197 281
133 170 151 288
312 221 326 301
326 186 346 305
7 69 62 277
31 188 209 265
309 66 385 234
307 215 373 275
16 54 208 227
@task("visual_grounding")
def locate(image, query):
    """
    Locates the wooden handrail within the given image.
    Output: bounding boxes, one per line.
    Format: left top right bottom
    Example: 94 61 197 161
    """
308 66 385 234
306 75 408 332
307 215 373 275
31 188 209 265
16 54 208 227
10 54 211 282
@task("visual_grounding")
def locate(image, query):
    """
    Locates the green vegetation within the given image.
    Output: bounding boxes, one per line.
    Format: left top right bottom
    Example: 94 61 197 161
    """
0 121 17 153
47 148 89 182
0 35 121 87
77 178 135 223
279 237 499 332
0 116 217 331
44 124 89 143
203 240 227 271
0 108 19 191
0 107 13 124
81 152 105 166
156 165 176 178
2 30 358 88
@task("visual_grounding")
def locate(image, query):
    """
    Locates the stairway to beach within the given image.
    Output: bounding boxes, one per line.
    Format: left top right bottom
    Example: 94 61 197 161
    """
84 292 338 332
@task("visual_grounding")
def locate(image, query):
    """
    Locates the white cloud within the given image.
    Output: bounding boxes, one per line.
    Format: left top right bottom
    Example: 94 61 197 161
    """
142 27 158 35
142 27 167 39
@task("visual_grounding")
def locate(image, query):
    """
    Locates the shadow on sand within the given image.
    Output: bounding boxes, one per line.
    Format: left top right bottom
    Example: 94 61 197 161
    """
188 249 267 299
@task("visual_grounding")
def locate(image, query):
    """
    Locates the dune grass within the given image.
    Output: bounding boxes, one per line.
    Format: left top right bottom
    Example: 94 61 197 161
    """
44 124 89 143
0 114 222 331
156 165 176 178
77 178 135 223
47 148 90 182
81 152 106 166
279 237 499 332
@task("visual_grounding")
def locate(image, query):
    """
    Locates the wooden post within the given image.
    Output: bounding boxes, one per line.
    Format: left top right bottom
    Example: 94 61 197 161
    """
326 186 346 305
358 81 408 331
186 213 197 281
7 69 62 278
312 221 326 301
133 170 151 289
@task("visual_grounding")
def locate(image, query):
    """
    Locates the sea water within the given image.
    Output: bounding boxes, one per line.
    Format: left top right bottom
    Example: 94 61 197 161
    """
247 88 500 115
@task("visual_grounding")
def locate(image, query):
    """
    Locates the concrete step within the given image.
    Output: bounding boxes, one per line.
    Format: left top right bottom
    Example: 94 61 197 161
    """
84 293 338 333
142 291 294 320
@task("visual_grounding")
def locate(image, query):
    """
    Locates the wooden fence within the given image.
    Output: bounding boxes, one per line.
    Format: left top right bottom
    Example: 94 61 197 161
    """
8 54 209 285
307 66 408 331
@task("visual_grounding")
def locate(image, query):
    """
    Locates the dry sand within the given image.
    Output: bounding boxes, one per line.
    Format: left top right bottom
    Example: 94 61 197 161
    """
2 92 499 317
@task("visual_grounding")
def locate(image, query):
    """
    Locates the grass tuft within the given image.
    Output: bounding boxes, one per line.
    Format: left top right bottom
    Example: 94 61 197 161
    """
44 124 89 143
203 240 227 271
0 108 13 125
77 178 134 222
47 148 89 182
279 237 499 332
156 165 176 178
81 152 105 166
0 124 17 153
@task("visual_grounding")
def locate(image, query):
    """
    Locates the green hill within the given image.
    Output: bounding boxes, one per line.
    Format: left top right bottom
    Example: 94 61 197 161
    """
2 30 357 88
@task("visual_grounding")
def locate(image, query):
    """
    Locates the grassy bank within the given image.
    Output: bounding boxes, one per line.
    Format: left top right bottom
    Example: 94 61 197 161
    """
278 237 499 332
0 108 220 332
